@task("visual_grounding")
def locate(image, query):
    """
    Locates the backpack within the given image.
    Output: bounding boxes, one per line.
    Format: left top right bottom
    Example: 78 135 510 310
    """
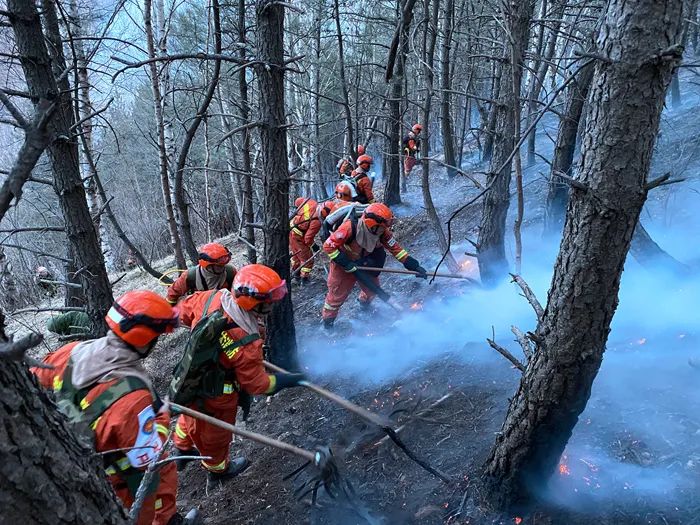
168 292 260 405
185 265 235 293
321 203 369 242
55 356 160 497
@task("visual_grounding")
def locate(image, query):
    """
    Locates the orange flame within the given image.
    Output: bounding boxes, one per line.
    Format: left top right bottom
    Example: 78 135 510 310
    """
410 302 423 310
559 454 571 476
514 518 523 525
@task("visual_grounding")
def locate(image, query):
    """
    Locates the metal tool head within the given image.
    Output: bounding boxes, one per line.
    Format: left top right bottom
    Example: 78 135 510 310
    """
284 446 355 506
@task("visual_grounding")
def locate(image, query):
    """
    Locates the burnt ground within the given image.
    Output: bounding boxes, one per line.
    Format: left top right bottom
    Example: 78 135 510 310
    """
11 71 700 525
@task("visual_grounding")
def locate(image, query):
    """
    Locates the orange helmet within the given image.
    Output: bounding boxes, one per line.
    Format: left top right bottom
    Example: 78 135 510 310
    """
232 264 287 310
294 197 307 207
362 203 394 231
334 181 355 201
106 290 178 347
412 123 423 134
357 144 366 155
198 242 231 267
357 154 372 168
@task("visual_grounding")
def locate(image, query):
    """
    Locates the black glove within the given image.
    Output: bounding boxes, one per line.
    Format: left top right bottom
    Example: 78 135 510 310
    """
333 252 357 273
403 256 427 279
238 391 252 421
271 373 307 394
311 243 320 253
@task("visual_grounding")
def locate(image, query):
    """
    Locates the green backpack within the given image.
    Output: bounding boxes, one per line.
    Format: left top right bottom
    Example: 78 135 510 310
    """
168 292 260 405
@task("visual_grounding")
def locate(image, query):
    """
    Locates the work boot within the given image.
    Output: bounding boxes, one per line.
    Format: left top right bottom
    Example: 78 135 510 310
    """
207 457 250 484
172 447 200 472
300 276 310 286
166 509 202 525
322 318 335 331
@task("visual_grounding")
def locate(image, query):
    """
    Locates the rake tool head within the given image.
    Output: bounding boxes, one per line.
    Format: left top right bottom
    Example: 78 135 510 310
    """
284 446 355 506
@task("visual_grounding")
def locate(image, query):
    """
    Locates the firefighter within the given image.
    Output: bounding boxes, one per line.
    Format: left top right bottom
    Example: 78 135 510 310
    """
35 265 58 297
166 242 236 305
289 197 321 284
318 182 355 242
172 264 306 482
31 291 196 525
337 156 353 178
321 203 427 327
350 154 375 204
402 123 422 176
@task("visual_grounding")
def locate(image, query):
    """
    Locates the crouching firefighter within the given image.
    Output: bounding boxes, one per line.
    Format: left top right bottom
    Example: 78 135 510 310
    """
167 242 236 305
321 203 427 327
169 264 306 482
289 197 322 284
31 291 198 525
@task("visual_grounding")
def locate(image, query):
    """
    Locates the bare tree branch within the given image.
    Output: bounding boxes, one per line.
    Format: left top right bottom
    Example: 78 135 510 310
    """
510 273 544 321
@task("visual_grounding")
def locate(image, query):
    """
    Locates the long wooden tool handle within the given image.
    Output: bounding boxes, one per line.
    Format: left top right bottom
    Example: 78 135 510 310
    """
358 266 473 280
264 361 393 429
169 402 315 462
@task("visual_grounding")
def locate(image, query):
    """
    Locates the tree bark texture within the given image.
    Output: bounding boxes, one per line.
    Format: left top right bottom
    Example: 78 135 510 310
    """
543 61 594 236
333 0 355 157
476 0 535 287
10 0 113 333
482 0 683 508
439 0 457 178
0 316 126 524
256 0 298 370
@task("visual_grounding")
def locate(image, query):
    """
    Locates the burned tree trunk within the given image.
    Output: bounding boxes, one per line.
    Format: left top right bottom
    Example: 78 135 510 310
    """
0 317 127 524
482 0 683 508
543 60 594 236
476 0 535 287
10 0 112 333
439 0 457 178
630 221 690 275
256 0 298 369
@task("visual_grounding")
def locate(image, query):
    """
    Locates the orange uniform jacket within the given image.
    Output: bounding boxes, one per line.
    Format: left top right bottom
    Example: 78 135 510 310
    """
290 200 321 246
323 219 409 263
32 343 176 525
350 170 375 204
166 265 236 305
178 290 276 395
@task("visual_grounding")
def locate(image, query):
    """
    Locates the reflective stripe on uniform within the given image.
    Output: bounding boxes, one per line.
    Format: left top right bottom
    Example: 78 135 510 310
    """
155 498 163 510
53 376 63 391
396 249 408 261
203 458 228 472
323 302 339 311
264 374 277 394
175 423 188 440
300 267 312 274
80 397 90 410
291 227 303 236
90 417 101 430
328 249 340 259
156 423 169 436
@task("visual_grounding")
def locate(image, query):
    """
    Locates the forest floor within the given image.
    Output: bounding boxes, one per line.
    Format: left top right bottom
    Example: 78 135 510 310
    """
12 72 700 524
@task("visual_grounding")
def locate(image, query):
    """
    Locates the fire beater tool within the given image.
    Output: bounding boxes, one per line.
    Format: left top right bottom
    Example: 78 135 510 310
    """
169 401 352 504
351 268 404 312
358 266 479 284
263 361 451 484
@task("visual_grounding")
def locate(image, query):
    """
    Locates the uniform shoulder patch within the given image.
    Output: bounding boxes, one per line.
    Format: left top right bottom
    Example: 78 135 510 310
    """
126 405 162 468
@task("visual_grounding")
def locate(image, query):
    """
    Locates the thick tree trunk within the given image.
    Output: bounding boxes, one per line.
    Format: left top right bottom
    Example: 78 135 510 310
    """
11 0 112 333
543 61 594 236
630 221 690 275
439 0 457 178
476 0 535 287
482 0 683 508
0 317 127 524
311 0 328 200
333 0 355 157
144 0 186 269
256 0 298 370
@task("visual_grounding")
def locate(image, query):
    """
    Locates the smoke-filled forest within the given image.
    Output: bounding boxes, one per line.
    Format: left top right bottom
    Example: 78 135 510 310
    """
1 0 699 524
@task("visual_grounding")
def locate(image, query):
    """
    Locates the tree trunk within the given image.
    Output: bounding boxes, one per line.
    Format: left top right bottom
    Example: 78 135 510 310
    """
476 0 535 287
173 0 222 263
420 0 458 272
0 316 127 524
630 221 689 275
311 0 328 199
238 0 257 262
543 61 594 236
256 0 298 370
0 247 18 311
11 0 113 333
482 0 683 508
68 0 115 270
481 48 502 162
333 0 355 157
525 2 564 166
144 0 186 269
439 0 457 178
